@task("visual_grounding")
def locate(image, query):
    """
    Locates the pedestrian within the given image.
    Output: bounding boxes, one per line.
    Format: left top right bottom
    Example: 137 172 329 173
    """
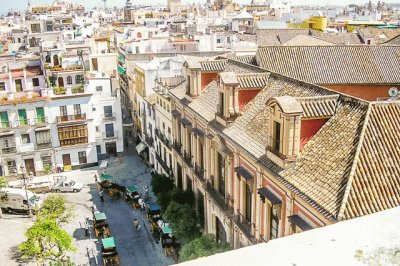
94 174 98 183
133 218 140 231
84 222 89 237
99 190 104 202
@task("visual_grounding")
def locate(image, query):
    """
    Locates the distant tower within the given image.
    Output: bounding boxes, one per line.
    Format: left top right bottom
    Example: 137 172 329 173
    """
367 0 372 12
168 0 181 15
124 0 134 22
102 0 107 9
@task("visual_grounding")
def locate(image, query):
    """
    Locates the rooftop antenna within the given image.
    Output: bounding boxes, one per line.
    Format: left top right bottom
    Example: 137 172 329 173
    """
388 87 399 98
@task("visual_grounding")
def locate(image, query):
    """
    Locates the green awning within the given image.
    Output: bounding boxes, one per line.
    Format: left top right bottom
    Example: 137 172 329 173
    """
126 185 138 193
95 212 107 221
118 54 125 62
101 173 112 180
161 224 173 234
102 237 116 249
117 65 126 75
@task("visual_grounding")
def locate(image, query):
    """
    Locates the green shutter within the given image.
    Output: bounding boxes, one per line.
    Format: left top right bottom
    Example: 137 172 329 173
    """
0 111 8 128
36 107 45 123
18 109 27 125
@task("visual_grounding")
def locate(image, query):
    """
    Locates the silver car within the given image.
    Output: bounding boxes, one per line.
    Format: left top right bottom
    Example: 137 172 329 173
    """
53 180 83 193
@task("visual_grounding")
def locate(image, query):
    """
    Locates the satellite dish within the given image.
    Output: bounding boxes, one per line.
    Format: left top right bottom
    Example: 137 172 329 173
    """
388 87 399 97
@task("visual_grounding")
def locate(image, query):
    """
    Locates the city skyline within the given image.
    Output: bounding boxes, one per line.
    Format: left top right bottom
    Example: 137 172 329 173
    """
1 0 398 14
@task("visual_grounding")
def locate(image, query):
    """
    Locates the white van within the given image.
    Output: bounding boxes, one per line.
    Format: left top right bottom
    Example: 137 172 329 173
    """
0 188 42 213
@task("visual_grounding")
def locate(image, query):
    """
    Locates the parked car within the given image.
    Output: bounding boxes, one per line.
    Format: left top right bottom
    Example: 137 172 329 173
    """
52 180 83 193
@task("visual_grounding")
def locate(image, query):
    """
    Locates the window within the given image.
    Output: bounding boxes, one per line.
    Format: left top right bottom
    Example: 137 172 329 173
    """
217 39 221 44
104 106 113 118
0 82 5 91
105 123 114 138
0 111 9 128
186 175 192 191
45 55 51 63
18 109 27 125
75 75 83 84
73 104 81 115
15 79 22 92
269 206 279 240
45 21 53 32
36 130 51 144
96 145 101 154
217 152 225 196
31 23 41 33
96 86 103 91
6 160 16 175
78 151 87 164
245 182 252 222
273 121 281 153
91 58 98 71
96 126 99 132
135 47 139 54
60 106 67 116
32 78 39 87
58 125 88 146
67 76 72 85
41 155 52 167
21 134 30 144
219 92 224 115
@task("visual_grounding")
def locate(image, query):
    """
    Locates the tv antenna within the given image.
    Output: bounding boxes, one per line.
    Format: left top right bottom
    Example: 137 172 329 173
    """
388 87 398 98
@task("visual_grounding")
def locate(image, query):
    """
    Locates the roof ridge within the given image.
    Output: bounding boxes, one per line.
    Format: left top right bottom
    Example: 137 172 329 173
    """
337 102 373 220
295 94 340 100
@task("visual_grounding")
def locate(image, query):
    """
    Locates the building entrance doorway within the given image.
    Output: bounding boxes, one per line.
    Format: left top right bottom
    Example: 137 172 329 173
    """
106 142 117 157
24 159 36 176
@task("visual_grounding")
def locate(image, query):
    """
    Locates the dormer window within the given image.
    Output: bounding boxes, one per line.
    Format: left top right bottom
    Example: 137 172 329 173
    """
266 96 303 167
216 72 240 125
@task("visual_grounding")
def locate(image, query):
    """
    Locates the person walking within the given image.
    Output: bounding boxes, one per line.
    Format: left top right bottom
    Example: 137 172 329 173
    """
99 190 104 202
94 174 98 183
133 218 140 231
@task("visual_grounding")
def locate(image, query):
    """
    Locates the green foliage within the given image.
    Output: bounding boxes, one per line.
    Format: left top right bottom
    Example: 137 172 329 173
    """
37 194 73 226
151 173 174 196
170 188 195 207
48 76 56 86
19 218 76 264
0 176 6 188
164 202 200 243
43 165 52 175
180 235 231 262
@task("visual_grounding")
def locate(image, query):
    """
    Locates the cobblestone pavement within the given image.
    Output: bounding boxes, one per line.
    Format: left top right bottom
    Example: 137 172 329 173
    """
1 152 173 266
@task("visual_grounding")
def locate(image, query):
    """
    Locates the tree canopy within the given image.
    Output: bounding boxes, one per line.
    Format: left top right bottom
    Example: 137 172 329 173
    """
0 176 6 188
179 235 231 262
37 194 73 225
164 201 200 243
151 173 174 196
19 218 76 264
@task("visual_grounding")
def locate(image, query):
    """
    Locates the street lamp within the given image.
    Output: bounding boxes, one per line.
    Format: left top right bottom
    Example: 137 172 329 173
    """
20 165 33 218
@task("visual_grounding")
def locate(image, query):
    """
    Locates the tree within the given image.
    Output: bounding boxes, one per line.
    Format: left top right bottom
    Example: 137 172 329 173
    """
179 235 231 262
37 194 73 226
0 176 7 218
164 202 201 243
151 173 174 196
170 188 194 207
19 218 76 264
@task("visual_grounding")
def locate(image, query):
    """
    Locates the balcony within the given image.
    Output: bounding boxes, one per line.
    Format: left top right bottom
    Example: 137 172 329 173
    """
51 85 85 96
194 164 205 183
57 113 86 123
173 142 182 155
35 142 52 149
233 211 257 244
0 121 11 129
156 152 172 175
205 180 233 216
103 113 116 121
145 134 154 146
155 128 172 149
183 151 193 167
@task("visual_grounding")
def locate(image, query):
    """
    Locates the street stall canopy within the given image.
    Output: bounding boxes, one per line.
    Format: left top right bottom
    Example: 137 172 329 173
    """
102 237 116 249
101 173 112 180
126 185 138 193
148 203 161 212
161 224 173 235
136 142 147 154
95 212 107 221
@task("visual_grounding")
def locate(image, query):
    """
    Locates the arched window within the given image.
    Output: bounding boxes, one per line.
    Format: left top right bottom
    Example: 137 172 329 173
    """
45 55 51 63
137 32 142 38
67 76 72 85
75 75 82 84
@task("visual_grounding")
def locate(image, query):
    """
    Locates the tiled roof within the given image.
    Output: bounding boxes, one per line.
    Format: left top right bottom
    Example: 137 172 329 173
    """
237 73 270 89
310 31 363 45
200 60 228 72
144 93 157 105
256 29 310 46
356 28 400 44
256 46 400 84
188 80 218 122
282 34 335 46
227 55 257 65
296 95 339 118
169 81 187 100
340 101 400 219
223 59 267 74
383 35 400 45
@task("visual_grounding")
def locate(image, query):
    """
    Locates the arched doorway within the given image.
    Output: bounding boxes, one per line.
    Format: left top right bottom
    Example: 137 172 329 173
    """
53 55 59 66
215 216 227 243
58 77 64 87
